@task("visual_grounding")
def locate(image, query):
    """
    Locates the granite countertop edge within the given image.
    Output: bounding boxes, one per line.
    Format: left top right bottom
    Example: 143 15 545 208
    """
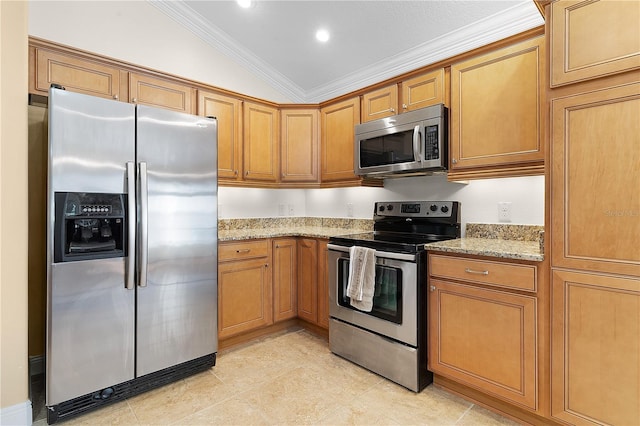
425 238 544 262
219 226 366 242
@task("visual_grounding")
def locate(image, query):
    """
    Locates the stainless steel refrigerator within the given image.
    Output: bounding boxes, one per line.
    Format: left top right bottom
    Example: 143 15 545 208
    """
45 87 217 423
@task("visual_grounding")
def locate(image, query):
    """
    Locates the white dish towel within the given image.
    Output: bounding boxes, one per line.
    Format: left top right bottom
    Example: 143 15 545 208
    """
346 246 376 312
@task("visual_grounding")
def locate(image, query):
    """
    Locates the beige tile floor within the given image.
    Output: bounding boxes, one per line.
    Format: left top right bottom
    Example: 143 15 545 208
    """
33 329 520 425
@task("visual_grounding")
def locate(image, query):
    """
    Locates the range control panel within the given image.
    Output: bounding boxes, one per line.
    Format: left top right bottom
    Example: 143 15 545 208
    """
374 201 459 219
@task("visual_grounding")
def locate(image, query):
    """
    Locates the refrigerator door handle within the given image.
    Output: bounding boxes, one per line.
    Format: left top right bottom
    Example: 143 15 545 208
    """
138 161 148 288
126 162 136 290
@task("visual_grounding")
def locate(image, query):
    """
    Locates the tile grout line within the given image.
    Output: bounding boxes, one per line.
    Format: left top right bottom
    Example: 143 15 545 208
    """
454 403 475 425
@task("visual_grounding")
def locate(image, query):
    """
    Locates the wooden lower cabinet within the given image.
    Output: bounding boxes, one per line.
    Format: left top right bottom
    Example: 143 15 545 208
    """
296 238 329 329
428 276 538 409
316 240 329 329
551 269 640 425
218 241 272 339
297 238 318 324
272 238 297 322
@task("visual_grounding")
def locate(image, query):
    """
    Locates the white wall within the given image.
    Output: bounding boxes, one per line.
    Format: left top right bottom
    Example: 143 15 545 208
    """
28 1 292 103
220 175 545 232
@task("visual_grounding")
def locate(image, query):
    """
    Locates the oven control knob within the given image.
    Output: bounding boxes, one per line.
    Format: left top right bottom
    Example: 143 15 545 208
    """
441 205 449 213
386 204 394 211
430 204 438 212
378 205 385 212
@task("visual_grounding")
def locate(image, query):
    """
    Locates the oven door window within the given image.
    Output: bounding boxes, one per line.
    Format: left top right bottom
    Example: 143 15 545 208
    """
337 258 402 323
359 130 416 167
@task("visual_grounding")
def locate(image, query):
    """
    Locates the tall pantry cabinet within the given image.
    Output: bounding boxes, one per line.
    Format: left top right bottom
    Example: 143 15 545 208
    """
547 2 640 425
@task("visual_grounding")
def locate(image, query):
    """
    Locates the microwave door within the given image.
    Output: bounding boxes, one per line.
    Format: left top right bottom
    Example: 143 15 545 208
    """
357 123 422 175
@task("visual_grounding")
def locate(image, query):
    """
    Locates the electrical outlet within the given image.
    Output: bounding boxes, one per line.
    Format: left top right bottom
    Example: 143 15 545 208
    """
498 202 512 222
278 204 286 216
347 203 354 217
288 204 295 216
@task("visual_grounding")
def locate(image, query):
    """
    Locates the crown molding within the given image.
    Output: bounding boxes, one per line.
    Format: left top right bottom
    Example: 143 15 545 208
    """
150 0 307 102
150 1 543 103
305 2 544 102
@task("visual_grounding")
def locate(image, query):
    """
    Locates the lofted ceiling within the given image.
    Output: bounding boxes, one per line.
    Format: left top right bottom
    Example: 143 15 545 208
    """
151 1 544 103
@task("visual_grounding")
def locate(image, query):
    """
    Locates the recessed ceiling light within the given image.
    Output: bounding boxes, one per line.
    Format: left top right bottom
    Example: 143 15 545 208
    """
315 29 330 43
237 0 253 9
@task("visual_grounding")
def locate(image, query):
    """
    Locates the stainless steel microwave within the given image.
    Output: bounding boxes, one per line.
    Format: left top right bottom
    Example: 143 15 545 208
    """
354 104 447 177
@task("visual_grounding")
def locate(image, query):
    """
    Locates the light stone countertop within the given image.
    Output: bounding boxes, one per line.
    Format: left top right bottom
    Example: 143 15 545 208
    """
424 237 544 262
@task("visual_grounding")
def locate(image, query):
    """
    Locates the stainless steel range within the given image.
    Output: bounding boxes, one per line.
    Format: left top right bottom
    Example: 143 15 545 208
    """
328 201 460 392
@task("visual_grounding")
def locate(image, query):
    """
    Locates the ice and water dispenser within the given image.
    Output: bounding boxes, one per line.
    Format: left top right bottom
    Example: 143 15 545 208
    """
54 192 127 262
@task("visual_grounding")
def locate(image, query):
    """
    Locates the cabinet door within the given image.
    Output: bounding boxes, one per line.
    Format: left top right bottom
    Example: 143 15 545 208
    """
280 109 319 183
550 0 640 87
218 258 272 339
321 97 361 182
33 48 123 100
243 101 279 182
316 240 329 329
551 269 640 425
198 90 242 181
429 279 537 409
361 84 398 122
272 238 297 322
551 82 640 277
450 36 545 177
129 72 195 114
400 69 446 112
297 238 318 324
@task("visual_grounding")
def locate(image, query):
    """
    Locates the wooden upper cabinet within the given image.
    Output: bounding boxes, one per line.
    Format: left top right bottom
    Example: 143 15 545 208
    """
449 36 545 179
551 269 640 425
550 0 640 87
280 108 319 183
551 81 640 277
429 279 538 409
243 101 280 182
361 84 398 122
129 72 195 114
321 97 361 182
400 68 446 111
31 48 124 100
198 90 242 181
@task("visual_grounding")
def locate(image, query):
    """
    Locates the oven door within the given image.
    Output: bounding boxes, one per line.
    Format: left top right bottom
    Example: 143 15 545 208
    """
327 244 418 346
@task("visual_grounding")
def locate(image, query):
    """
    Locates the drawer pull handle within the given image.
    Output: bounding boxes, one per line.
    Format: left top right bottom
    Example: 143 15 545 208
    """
236 249 251 254
465 268 489 275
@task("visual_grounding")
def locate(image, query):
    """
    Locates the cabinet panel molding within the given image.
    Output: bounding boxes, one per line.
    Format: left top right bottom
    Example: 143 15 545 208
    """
321 97 361 182
400 68 446 111
361 84 398 122
198 90 242 181
272 238 297 322
550 0 640 86
281 109 319 182
429 279 538 409
450 36 545 176
551 81 640 276
551 269 640 425
129 72 195 113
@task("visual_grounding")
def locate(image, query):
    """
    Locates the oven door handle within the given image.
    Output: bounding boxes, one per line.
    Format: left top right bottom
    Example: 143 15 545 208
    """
327 244 417 262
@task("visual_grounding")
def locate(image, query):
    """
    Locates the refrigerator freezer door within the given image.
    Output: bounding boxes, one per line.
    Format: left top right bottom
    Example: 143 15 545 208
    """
46 89 136 405
136 105 218 376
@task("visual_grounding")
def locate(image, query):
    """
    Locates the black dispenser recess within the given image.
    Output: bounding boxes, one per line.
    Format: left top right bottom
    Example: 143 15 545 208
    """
54 192 126 262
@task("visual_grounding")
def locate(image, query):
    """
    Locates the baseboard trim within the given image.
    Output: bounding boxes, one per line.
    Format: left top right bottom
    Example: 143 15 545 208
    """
0 400 32 426
29 355 44 377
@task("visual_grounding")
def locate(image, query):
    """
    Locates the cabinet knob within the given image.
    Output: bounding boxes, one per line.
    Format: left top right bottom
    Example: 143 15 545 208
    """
264 264 268 268
132 97 137 103
452 159 458 164
245 171 250 176
234 170 238 176
390 108 395 113
113 94 119 100
430 285 435 292
402 104 407 109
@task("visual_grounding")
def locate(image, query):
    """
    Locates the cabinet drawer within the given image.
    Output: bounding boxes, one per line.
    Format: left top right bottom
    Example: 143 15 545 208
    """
219 239 269 262
429 254 536 292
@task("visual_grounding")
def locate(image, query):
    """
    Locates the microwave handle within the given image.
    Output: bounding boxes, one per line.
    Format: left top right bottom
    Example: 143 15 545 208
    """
412 125 421 161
